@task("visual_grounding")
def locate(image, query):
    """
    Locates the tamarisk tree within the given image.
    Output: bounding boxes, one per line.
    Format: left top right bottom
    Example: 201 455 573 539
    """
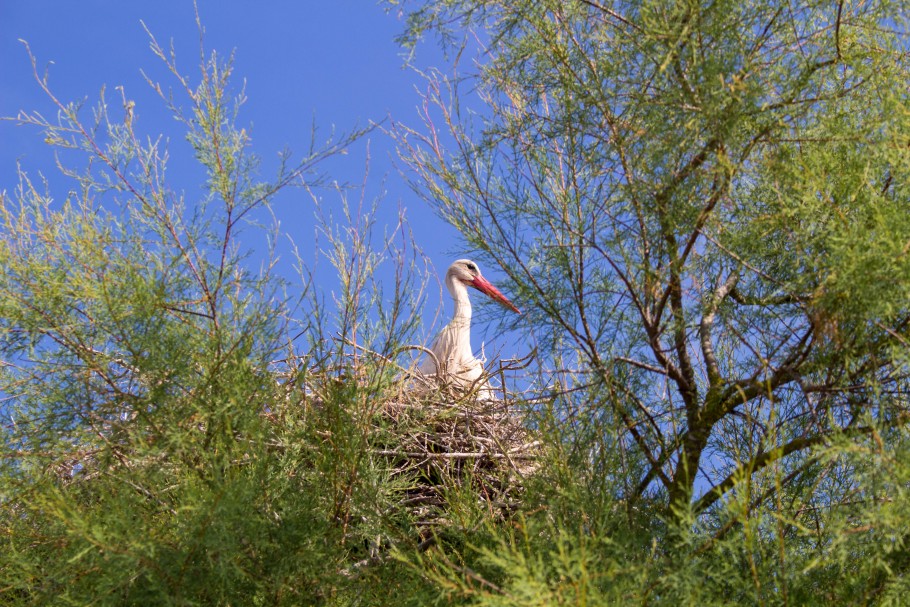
395 0 910 521
0 30 433 604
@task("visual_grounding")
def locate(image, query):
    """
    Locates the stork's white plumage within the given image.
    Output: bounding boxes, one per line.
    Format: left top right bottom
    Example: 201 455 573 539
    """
419 259 520 398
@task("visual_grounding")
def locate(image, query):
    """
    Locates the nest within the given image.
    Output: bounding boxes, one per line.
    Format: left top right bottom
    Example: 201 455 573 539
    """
377 385 540 535
42 347 541 556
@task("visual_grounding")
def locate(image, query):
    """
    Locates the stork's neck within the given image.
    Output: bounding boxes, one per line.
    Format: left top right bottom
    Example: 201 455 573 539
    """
447 276 472 324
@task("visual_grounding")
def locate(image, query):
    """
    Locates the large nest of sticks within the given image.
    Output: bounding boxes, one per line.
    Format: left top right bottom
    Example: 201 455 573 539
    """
48 348 541 547
376 381 540 534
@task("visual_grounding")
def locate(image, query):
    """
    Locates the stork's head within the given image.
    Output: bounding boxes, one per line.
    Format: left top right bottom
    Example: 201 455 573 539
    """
446 259 521 314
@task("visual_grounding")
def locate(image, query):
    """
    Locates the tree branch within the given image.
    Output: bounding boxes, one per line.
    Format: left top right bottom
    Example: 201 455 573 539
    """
700 272 739 386
693 419 895 514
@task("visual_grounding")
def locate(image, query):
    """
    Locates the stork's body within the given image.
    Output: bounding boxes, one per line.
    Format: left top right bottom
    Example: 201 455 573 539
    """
420 260 520 397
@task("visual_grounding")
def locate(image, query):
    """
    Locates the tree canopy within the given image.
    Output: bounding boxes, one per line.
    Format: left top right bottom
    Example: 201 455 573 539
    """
2 1 910 604
394 0 910 601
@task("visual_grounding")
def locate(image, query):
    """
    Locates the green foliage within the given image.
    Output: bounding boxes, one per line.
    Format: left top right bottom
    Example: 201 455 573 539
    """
391 0 910 604
5 2 910 605
392 424 910 605
0 29 432 606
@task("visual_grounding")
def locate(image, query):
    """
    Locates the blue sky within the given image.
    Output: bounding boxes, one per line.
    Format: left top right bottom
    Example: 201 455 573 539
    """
0 2 520 355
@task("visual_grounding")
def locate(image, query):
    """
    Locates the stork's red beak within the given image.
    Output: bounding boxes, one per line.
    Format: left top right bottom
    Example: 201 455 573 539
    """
470 276 521 314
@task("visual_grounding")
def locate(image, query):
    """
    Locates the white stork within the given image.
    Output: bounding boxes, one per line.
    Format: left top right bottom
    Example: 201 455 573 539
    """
419 259 520 398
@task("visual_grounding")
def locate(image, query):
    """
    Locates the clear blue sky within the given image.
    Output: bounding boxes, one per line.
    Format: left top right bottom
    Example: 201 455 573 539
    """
0 2 516 351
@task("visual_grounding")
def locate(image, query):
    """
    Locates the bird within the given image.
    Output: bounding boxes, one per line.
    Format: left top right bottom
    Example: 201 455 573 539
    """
418 259 520 398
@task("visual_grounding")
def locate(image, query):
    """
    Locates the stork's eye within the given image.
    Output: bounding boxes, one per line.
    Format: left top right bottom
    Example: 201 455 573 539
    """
466 262 477 273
